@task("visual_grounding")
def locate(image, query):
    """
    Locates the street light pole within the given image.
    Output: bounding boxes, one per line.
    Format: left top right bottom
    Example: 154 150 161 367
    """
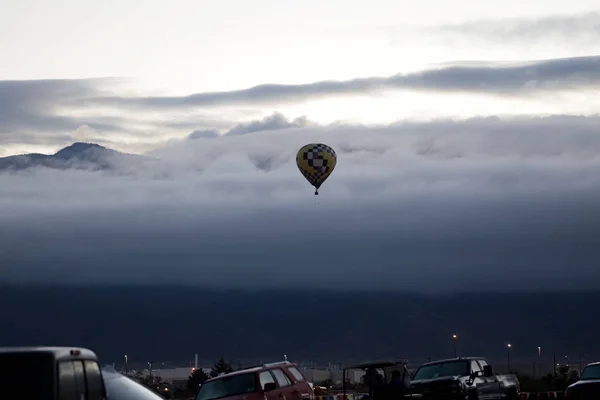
507 344 512 373
452 334 458 358
537 347 541 378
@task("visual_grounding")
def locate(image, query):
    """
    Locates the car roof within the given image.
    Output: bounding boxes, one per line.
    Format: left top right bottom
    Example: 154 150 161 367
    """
101 370 122 380
586 362 600 367
204 361 298 382
343 360 408 370
0 346 98 361
102 369 133 383
419 357 485 366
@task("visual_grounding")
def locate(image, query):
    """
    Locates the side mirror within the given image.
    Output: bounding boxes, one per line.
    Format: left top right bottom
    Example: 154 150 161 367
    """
470 371 482 379
264 383 277 392
483 365 493 377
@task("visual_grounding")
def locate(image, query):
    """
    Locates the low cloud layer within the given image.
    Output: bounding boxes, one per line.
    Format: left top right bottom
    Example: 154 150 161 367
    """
87 55 600 110
2 53 600 155
1 114 600 292
0 79 117 146
226 112 310 136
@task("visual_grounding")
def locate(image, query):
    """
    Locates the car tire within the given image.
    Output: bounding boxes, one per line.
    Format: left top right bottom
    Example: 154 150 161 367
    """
504 389 519 400
466 389 479 400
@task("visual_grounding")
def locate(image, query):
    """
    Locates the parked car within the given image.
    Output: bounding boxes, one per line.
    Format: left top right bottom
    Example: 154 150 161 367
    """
566 361 600 399
409 357 520 399
0 346 107 400
341 359 410 400
195 360 315 400
103 369 166 400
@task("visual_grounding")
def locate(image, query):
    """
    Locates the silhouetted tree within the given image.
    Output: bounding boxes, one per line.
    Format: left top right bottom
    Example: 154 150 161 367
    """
512 371 549 392
135 374 166 395
188 368 210 391
210 358 234 377
539 364 580 391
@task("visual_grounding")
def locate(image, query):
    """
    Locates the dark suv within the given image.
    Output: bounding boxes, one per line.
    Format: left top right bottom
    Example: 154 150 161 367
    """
0 346 107 400
566 361 600 399
196 361 314 400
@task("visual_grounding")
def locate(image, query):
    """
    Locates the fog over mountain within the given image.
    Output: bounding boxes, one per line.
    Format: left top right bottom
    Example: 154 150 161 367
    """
0 142 151 171
2 114 600 293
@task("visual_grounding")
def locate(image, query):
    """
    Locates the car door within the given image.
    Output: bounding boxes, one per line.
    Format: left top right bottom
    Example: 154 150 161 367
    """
469 360 499 400
83 360 107 400
58 360 86 400
72 361 88 400
270 368 297 400
286 367 311 400
474 360 501 400
259 371 281 400
466 360 487 399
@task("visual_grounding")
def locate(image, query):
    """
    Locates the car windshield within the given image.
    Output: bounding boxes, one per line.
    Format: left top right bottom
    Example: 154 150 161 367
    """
196 373 257 400
0 352 54 399
580 365 600 380
412 361 469 380
103 370 165 400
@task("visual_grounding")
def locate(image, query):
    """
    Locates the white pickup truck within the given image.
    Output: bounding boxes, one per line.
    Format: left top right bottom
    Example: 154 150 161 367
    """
0 346 108 400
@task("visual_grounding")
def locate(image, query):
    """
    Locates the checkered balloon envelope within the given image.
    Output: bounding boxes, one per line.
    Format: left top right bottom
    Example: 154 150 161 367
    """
296 143 337 195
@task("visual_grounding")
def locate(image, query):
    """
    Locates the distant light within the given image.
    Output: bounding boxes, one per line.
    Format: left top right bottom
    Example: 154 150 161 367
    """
507 344 512 348
452 334 458 339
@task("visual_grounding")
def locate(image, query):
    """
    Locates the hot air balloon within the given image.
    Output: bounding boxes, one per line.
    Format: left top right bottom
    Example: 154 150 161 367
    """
296 143 337 195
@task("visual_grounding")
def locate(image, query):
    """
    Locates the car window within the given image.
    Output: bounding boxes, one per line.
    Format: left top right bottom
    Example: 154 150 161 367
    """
470 361 482 374
271 369 292 387
73 361 88 398
287 367 305 382
59 361 80 400
196 373 258 400
412 361 469 380
581 365 600 380
84 361 105 400
259 371 276 389
478 359 488 368
0 352 54 398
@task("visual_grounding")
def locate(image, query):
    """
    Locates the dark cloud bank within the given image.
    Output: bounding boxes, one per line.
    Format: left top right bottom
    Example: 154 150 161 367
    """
0 286 599 366
88 55 600 109
2 114 600 293
1 54 599 145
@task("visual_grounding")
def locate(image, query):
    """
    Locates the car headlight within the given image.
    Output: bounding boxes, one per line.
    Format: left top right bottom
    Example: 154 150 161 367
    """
451 382 462 393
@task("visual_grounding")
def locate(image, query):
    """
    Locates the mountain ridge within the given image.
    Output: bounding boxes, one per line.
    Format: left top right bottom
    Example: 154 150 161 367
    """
0 142 150 172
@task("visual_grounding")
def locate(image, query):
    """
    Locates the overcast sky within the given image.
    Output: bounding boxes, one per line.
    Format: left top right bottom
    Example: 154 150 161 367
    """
1 2 600 292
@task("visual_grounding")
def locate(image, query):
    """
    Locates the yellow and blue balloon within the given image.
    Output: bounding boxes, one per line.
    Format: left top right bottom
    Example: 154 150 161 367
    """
296 143 337 195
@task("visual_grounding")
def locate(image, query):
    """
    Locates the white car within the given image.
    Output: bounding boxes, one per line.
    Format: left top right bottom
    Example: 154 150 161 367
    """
103 369 166 400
